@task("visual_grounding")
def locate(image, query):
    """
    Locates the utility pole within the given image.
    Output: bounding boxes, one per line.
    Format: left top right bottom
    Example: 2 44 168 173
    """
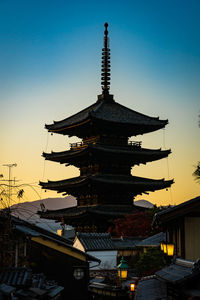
0 164 17 267
2 163 17 207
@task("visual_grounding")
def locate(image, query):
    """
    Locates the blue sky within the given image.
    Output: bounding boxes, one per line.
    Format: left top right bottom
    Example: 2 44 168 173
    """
1 0 200 206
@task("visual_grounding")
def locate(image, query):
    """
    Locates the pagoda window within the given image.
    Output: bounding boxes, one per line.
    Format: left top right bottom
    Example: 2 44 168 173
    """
78 195 85 206
77 226 83 232
84 225 90 232
80 164 99 176
85 194 93 205
91 225 97 232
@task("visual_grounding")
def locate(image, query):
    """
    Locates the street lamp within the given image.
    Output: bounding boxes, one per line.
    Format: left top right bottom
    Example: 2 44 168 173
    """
130 283 135 292
117 257 129 280
130 283 135 300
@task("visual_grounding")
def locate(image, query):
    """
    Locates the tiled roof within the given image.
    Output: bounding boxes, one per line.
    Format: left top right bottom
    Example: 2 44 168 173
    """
46 101 99 130
136 232 166 247
3 215 100 263
11 215 73 245
153 196 200 226
0 268 64 298
112 236 143 249
135 277 167 300
77 233 115 251
0 268 32 287
156 258 200 284
91 101 167 126
43 144 171 165
15 225 40 237
39 174 173 193
45 98 168 135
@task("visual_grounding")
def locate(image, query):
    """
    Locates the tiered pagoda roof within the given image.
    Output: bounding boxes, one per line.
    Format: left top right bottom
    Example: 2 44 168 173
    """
45 97 168 137
39 23 173 232
43 144 171 167
40 175 173 197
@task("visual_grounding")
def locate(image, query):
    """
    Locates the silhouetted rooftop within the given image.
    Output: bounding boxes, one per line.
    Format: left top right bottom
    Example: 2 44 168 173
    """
45 99 168 137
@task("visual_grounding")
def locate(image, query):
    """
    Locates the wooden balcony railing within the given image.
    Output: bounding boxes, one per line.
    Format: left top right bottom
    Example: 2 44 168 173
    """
70 139 142 150
70 142 84 150
70 136 100 150
128 141 142 147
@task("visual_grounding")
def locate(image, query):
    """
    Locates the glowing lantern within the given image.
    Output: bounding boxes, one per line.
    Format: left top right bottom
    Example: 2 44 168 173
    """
117 257 129 280
130 283 135 292
163 243 167 254
160 242 164 251
167 243 174 256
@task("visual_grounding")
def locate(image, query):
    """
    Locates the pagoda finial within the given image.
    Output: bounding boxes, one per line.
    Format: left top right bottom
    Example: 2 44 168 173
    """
101 22 111 95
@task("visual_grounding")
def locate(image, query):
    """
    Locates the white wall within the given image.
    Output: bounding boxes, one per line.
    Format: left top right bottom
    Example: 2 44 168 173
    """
88 250 117 270
73 237 85 252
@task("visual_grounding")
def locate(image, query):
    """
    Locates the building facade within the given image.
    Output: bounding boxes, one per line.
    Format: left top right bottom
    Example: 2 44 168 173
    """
153 196 200 261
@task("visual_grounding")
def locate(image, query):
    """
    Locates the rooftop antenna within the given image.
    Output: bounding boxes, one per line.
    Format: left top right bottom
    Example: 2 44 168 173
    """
2 163 17 208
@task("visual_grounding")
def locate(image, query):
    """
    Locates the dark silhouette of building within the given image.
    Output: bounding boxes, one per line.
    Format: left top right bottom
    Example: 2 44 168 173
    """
0 213 100 299
39 23 173 232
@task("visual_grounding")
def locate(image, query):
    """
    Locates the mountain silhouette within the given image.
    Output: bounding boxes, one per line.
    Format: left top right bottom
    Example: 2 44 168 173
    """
134 199 154 208
10 197 153 232
10 196 77 233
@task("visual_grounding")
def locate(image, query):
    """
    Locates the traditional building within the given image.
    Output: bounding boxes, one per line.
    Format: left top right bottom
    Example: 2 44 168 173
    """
153 196 200 260
0 213 100 300
39 23 173 232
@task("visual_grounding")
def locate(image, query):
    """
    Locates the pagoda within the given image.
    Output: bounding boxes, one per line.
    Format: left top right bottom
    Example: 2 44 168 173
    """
39 23 173 232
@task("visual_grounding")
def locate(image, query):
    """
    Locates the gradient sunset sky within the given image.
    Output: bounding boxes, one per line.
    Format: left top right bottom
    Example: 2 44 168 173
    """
1 0 200 207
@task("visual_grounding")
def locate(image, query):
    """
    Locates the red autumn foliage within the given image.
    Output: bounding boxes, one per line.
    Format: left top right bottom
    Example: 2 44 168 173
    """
108 211 156 237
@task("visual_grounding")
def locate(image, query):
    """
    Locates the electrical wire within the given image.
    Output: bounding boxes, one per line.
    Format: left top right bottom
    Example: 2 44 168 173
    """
163 129 174 205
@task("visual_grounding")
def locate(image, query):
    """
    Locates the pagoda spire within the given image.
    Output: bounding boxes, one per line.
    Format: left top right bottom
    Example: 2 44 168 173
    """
101 23 111 95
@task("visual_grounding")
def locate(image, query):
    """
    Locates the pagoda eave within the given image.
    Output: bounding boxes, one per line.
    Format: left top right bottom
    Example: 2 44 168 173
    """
42 145 171 166
45 97 169 138
37 204 143 222
45 117 167 138
39 175 174 196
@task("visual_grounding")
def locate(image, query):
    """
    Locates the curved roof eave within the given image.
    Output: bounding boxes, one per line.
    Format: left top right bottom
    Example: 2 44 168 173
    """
44 99 168 134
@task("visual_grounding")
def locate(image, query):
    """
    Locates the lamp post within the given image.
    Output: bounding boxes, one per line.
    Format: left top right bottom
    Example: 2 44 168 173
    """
117 257 129 280
130 283 135 299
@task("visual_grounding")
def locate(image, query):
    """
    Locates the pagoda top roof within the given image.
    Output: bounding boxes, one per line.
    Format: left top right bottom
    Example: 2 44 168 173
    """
45 23 168 136
45 96 168 135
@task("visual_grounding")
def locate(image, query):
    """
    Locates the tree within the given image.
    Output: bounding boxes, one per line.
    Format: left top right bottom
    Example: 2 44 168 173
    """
108 205 168 237
135 247 165 276
193 113 200 183
193 162 200 183
108 209 160 238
